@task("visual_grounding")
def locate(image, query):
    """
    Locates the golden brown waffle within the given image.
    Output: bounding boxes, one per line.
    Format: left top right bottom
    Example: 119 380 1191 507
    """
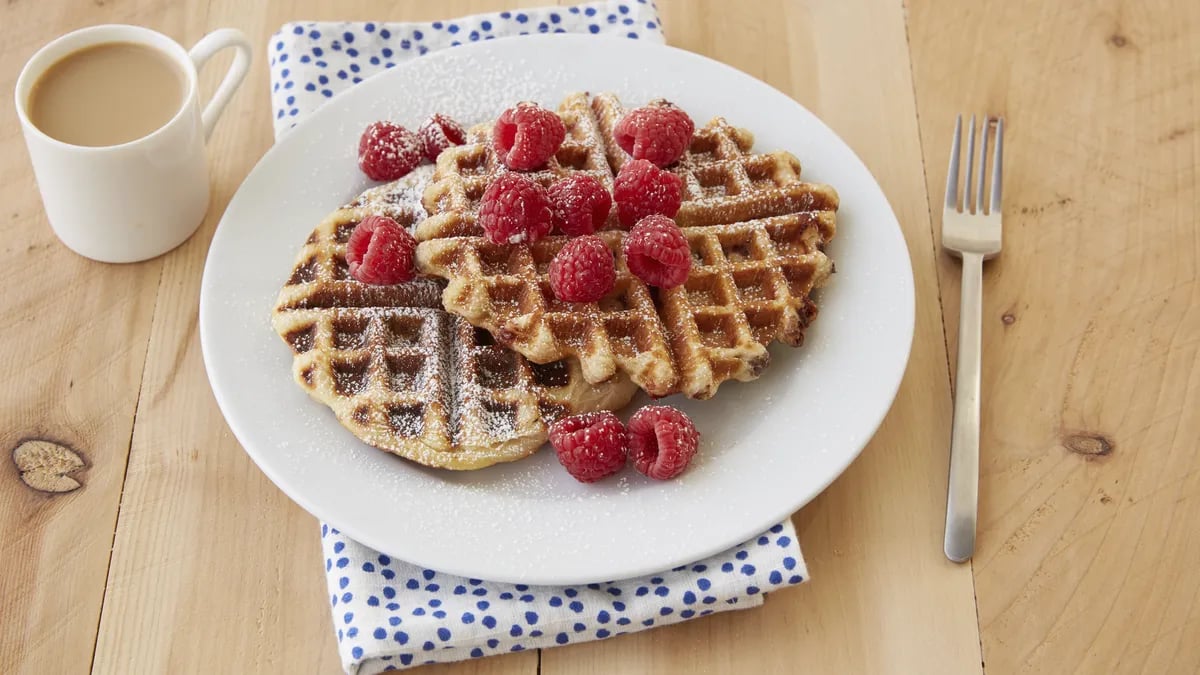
271 173 637 470
415 92 838 399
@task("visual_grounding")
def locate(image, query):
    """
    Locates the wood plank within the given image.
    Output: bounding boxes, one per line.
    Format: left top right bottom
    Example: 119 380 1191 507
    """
543 0 983 672
907 0 1200 672
84 1 344 670
90 1 542 672
0 1 170 672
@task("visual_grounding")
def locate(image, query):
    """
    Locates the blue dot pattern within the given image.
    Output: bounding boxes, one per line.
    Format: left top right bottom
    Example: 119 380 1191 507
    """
320 520 804 672
267 0 667 138
275 4 806 673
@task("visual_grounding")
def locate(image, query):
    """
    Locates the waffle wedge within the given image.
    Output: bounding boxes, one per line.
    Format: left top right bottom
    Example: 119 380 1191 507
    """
272 172 637 470
415 92 838 399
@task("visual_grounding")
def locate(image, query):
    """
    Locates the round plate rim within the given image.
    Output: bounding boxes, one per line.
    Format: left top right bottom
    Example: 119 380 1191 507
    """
199 33 915 584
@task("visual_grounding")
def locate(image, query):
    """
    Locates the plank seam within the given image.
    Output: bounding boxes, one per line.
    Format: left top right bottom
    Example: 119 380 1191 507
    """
86 260 166 674
900 2 987 673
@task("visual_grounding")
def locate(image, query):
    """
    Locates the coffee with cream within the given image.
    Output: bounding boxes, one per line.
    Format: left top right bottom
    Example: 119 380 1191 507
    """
28 41 185 147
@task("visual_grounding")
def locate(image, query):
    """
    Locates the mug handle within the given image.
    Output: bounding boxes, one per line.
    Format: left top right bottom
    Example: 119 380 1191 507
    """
188 29 253 141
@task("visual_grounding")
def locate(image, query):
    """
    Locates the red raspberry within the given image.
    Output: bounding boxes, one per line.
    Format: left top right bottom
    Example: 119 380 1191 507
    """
357 121 422 181
612 159 682 227
478 173 554 245
547 175 612 236
622 215 691 289
614 102 695 167
627 406 699 480
417 113 466 162
345 215 418 285
548 235 616 303
549 412 628 483
492 103 566 171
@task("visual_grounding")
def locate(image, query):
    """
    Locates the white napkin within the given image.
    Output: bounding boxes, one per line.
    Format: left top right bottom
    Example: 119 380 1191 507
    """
269 3 808 672
320 522 805 672
269 0 666 138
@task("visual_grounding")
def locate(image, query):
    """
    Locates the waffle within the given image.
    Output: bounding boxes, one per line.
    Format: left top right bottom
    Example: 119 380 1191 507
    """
415 92 838 399
271 172 637 470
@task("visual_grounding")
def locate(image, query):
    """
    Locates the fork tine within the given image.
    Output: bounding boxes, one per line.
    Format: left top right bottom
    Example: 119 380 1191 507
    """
976 116 990 214
964 115 976 214
990 117 1004 215
945 114 962 210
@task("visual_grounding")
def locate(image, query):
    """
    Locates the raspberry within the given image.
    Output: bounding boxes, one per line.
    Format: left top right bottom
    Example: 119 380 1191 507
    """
627 406 699 480
345 215 418 285
548 235 616 303
357 121 422 181
417 113 466 162
547 175 612 236
492 103 566 171
622 215 691 289
549 412 628 483
612 159 682 227
478 173 554 245
614 102 695 167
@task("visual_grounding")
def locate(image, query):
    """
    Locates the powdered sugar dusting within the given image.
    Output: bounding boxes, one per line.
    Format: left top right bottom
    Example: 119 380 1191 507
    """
274 162 634 468
346 164 434 223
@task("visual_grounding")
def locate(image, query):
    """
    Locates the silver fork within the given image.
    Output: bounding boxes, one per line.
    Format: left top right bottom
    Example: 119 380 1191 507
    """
942 114 1004 563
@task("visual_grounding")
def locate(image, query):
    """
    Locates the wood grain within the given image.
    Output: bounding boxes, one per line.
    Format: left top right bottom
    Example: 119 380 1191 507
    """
907 0 1200 673
4 0 1196 672
0 1 166 672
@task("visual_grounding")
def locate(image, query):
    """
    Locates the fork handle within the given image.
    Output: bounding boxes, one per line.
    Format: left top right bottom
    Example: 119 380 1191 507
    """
944 252 983 563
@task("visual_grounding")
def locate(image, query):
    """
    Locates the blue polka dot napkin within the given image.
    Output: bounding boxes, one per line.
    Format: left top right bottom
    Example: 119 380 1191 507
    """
268 3 808 672
321 522 805 673
268 1 666 138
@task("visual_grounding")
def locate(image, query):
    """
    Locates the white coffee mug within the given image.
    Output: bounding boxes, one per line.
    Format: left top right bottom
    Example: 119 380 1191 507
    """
14 25 252 263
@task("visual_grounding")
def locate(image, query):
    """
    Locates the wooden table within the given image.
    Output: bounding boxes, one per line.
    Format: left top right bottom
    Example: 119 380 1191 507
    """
2 1 1197 672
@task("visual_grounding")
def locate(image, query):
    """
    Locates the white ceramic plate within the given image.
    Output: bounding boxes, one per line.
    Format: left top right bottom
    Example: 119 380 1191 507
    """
200 35 914 585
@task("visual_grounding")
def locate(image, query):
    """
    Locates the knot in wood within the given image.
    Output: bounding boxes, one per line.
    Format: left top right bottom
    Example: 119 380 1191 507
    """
1063 433 1113 457
12 439 86 493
